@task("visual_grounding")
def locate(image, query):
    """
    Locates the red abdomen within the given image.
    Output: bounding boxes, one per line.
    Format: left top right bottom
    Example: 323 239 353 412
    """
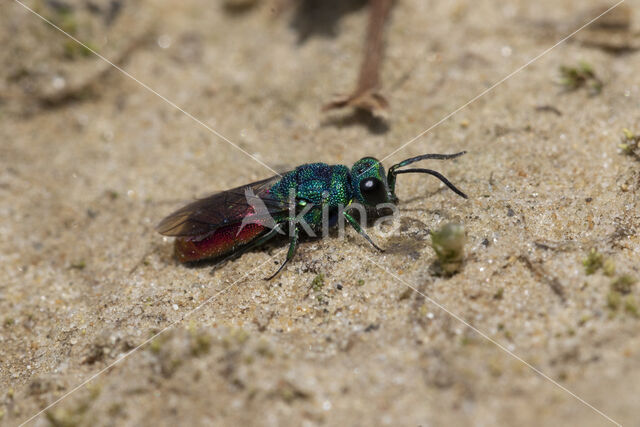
174 223 266 263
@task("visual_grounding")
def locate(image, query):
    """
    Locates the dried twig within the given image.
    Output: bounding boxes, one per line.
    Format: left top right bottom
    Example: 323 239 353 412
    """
323 0 394 119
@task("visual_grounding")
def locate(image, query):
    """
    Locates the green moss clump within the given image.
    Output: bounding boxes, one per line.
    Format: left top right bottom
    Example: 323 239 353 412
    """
223 328 249 347
310 274 325 292
607 291 621 311
190 330 212 357
559 61 603 95
578 315 590 326
44 384 99 427
618 128 640 159
460 336 474 346
63 40 94 59
58 9 78 35
607 275 639 317
430 223 466 275
46 407 82 427
107 403 123 417
624 296 639 318
603 258 616 277
583 248 603 275
149 335 167 354
582 249 617 277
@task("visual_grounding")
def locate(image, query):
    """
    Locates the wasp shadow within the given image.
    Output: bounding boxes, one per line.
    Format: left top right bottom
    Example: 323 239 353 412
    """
320 109 389 134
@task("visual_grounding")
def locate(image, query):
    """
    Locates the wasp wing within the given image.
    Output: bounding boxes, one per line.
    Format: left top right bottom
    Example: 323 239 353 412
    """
156 174 292 238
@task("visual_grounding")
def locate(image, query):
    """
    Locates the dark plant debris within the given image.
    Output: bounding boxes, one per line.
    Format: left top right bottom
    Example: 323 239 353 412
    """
517 255 565 301
535 105 562 116
574 4 640 55
69 260 87 270
607 275 638 317
533 4 640 55
611 275 636 295
624 296 640 318
223 0 261 13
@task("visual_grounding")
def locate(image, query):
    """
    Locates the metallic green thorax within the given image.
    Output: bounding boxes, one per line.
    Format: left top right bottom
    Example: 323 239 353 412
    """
267 158 392 231
259 153 466 278
268 163 354 231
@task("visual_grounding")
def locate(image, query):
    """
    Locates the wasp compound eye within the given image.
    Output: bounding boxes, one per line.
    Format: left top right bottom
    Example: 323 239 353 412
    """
359 177 387 205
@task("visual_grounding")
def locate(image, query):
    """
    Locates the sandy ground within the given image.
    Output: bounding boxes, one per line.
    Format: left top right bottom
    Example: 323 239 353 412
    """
2 0 640 425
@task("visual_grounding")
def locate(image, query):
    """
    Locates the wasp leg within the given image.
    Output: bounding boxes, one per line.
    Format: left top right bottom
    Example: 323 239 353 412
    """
343 212 384 252
264 226 299 280
209 224 284 275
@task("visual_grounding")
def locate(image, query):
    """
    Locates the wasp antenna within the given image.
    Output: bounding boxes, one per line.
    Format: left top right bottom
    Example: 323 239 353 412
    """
390 151 466 171
393 168 468 199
